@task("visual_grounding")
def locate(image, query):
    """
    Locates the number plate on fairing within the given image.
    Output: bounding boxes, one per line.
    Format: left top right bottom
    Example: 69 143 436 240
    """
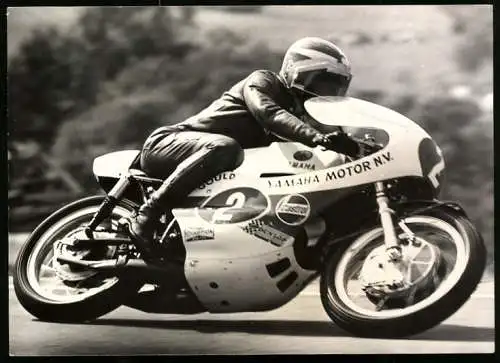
196 187 270 225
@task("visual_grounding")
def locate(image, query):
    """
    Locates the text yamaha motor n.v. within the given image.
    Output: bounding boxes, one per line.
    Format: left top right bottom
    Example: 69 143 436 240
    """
14 97 486 338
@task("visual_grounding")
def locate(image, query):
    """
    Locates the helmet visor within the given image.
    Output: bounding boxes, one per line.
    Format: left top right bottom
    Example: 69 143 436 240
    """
294 70 350 97
306 71 350 97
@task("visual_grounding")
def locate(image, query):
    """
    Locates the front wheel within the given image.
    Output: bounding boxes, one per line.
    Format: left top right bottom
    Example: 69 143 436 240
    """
320 206 486 338
13 196 144 323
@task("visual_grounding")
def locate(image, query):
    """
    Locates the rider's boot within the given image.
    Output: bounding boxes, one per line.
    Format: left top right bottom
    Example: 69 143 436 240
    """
126 150 216 261
126 189 167 261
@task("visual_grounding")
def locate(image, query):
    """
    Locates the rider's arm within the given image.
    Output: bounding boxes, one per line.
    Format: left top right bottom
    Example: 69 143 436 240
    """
242 70 324 148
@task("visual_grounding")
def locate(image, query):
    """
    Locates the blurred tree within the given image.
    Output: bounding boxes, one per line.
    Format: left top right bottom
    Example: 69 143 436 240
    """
74 7 198 106
8 27 86 147
388 94 418 116
456 21 492 72
438 5 493 264
51 89 173 191
8 7 199 149
409 97 491 190
441 5 493 73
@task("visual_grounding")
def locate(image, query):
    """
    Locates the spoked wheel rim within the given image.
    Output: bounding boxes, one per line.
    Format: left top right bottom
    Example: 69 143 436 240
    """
332 216 470 318
26 205 131 303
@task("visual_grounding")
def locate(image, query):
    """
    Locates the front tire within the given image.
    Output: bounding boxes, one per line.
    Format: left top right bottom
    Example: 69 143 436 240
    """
320 206 486 338
13 196 144 323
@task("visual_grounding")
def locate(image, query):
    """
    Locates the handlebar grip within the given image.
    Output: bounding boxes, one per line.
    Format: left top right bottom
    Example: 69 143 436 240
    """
350 135 384 150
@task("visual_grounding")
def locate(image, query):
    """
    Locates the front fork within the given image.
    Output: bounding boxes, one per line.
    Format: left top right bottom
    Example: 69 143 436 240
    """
374 181 403 260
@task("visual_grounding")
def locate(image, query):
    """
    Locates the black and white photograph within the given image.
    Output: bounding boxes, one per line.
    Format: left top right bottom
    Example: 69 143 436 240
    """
7 4 494 355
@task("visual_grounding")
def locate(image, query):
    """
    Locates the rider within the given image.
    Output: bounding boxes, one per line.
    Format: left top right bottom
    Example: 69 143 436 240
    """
126 37 369 260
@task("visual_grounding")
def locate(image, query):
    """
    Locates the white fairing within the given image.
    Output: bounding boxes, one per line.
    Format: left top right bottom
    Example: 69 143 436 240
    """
189 142 346 197
174 97 442 313
91 97 443 313
259 97 432 194
175 208 318 312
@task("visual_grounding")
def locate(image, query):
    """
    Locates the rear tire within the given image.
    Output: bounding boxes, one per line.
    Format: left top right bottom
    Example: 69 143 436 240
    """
320 206 486 338
13 196 144 323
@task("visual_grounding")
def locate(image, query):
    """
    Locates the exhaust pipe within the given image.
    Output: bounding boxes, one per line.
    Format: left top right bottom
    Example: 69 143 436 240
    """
56 255 182 276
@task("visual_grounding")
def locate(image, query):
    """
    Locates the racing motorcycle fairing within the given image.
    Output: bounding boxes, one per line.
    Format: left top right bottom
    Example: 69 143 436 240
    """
170 97 447 312
304 96 445 195
91 96 447 313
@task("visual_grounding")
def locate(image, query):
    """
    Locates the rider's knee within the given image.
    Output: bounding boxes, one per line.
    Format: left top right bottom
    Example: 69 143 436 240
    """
207 136 244 169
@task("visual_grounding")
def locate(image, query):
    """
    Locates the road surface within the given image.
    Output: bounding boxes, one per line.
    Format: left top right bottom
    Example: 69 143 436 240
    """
9 279 494 355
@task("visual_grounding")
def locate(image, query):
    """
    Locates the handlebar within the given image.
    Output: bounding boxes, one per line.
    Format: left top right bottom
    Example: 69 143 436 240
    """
319 132 384 158
350 135 384 150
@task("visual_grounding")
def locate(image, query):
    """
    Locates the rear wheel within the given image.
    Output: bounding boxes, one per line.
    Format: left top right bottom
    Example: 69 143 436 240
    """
13 196 144 323
320 206 486 338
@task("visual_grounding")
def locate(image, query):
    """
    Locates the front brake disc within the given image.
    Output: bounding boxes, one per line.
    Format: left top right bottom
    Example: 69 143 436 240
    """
360 239 442 307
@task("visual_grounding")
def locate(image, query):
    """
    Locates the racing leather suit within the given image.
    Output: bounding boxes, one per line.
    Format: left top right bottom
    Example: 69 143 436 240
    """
139 69 327 207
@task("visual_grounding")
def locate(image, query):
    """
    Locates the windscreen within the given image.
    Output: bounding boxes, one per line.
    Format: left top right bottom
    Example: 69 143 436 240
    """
305 96 417 130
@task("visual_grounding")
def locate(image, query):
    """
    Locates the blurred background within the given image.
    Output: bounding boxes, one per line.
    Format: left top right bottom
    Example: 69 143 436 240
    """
7 5 493 275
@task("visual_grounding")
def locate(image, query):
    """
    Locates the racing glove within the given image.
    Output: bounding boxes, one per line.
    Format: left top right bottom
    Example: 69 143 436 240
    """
313 131 382 158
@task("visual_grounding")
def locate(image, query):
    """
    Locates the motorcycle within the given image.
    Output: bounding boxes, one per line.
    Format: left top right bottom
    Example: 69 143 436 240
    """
13 96 486 338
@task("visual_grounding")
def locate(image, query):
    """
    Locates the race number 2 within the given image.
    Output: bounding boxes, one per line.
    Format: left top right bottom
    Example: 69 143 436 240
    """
428 157 445 189
211 192 246 223
198 187 269 225
418 138 445 191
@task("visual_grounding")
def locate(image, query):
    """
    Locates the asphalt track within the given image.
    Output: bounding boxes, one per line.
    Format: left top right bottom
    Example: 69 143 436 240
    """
9 278 494 355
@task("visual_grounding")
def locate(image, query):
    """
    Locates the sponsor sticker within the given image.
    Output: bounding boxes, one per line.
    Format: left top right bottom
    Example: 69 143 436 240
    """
289 161 316 170
184 226 215 242
241 220 293 247
198 172 236 189
275 194 311 226
293 150 313 162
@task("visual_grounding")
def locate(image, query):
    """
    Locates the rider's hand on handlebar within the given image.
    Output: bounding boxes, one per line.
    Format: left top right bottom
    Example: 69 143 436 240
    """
314 131 383 158
314 131 359 158
354 137 384 158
